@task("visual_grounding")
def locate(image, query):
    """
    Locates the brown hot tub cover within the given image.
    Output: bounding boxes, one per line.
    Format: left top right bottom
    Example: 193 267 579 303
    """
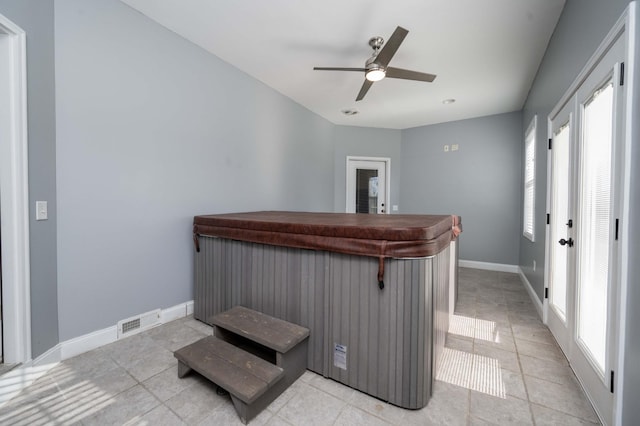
193 211 462 288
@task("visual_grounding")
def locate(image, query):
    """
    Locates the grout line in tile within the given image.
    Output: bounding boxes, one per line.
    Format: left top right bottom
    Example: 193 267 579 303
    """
509 294 538 426
331 402 350 425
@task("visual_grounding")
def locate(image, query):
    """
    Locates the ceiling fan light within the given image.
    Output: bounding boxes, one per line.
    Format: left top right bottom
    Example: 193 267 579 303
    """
366 69 386 82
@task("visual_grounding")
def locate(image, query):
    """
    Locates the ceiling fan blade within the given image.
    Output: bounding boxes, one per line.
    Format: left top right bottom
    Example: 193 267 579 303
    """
374 26 408 67
386 67 436 82
313 67 366 72
356 80 373 101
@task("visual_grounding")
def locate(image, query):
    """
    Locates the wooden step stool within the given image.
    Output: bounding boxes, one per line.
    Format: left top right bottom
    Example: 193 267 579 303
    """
174 306 309 424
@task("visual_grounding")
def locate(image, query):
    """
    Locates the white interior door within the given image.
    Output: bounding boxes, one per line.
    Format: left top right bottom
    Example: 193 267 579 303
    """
547 103 574 356
346 157 389 214
546 32 626 426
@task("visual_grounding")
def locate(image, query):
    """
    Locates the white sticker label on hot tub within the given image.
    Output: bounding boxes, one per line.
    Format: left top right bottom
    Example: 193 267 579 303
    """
334 343 347 370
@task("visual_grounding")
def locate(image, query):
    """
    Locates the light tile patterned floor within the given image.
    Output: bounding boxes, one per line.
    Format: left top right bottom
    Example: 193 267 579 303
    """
0 268 600 425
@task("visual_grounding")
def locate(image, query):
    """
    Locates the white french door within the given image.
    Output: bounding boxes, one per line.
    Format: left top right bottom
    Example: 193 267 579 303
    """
546 31 626 426
547 103 574 356
345 157 389 214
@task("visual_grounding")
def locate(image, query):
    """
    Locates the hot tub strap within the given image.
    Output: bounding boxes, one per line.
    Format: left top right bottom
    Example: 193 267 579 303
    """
193 225 201 253
378 256 385 290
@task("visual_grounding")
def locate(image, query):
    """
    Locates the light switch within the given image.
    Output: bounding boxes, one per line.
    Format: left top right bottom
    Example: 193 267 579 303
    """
444 145 449 152
36 201 48 221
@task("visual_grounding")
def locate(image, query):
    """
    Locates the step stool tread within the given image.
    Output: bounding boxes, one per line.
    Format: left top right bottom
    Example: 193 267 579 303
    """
212 306 310 353
174 336 284 404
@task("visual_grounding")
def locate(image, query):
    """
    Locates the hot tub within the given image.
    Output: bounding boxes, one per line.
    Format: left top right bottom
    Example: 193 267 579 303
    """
192 211 461 409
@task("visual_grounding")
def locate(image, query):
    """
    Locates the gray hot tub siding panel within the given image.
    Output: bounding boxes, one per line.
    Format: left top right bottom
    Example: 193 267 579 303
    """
194 236 450 408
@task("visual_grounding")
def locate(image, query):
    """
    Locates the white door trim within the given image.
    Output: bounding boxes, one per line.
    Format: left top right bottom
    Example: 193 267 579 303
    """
0 14 32 363
615 3 637 425
345 156 391 214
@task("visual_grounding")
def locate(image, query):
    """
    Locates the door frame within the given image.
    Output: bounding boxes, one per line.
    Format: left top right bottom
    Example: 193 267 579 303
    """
345 156 390 214
0 14 32 364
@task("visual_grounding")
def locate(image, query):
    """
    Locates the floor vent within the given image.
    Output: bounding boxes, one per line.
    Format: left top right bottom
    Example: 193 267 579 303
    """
117 309 161 339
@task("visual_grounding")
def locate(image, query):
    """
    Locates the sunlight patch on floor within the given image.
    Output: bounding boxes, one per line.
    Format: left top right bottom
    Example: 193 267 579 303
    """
448 314 501 343
0 364 114 426
437 347 506 398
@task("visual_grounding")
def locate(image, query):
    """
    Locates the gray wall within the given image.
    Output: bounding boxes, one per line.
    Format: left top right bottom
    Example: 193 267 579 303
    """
55 0 334 341
0 1 59 358
519 0 639 423
333 126 402 213
400 112 523 265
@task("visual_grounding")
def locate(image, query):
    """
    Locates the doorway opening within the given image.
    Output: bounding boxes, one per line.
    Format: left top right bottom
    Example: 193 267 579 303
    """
345 157 390 214
0 13 32 365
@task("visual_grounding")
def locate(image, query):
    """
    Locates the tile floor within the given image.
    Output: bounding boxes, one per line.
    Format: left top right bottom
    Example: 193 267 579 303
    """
0 268 600 425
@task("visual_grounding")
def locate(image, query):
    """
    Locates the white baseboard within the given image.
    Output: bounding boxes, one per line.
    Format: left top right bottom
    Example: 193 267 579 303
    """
64 300 195 360
61 326 118 360
59 299 194 359
0 299 194 409
459 260 519 274
518 267 544 319
161 303 189 323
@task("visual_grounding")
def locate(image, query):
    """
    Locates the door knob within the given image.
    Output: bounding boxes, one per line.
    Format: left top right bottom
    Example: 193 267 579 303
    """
559 238 574 247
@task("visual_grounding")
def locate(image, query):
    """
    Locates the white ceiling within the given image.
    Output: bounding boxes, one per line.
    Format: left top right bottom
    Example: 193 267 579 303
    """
120 0 565 129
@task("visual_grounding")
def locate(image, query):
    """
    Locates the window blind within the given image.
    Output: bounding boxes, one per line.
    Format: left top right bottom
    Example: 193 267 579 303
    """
577 81 613 374
523 117 537 241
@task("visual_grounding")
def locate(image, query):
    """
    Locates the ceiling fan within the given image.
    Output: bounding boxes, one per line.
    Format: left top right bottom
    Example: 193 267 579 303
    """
313 26 436 101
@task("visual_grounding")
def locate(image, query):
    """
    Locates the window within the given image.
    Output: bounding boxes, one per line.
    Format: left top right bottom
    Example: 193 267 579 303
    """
523 116 536 241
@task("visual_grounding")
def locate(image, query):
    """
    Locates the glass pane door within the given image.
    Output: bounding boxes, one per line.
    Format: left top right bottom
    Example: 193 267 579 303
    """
550 122 571 322
355 169 379 213
545 24 626 425
346 158 388 214
547 101 575 357
577 81 614 374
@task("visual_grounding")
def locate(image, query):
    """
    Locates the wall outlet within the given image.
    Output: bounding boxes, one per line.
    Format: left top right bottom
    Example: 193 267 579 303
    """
392 205 399 212
452 144 459 151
